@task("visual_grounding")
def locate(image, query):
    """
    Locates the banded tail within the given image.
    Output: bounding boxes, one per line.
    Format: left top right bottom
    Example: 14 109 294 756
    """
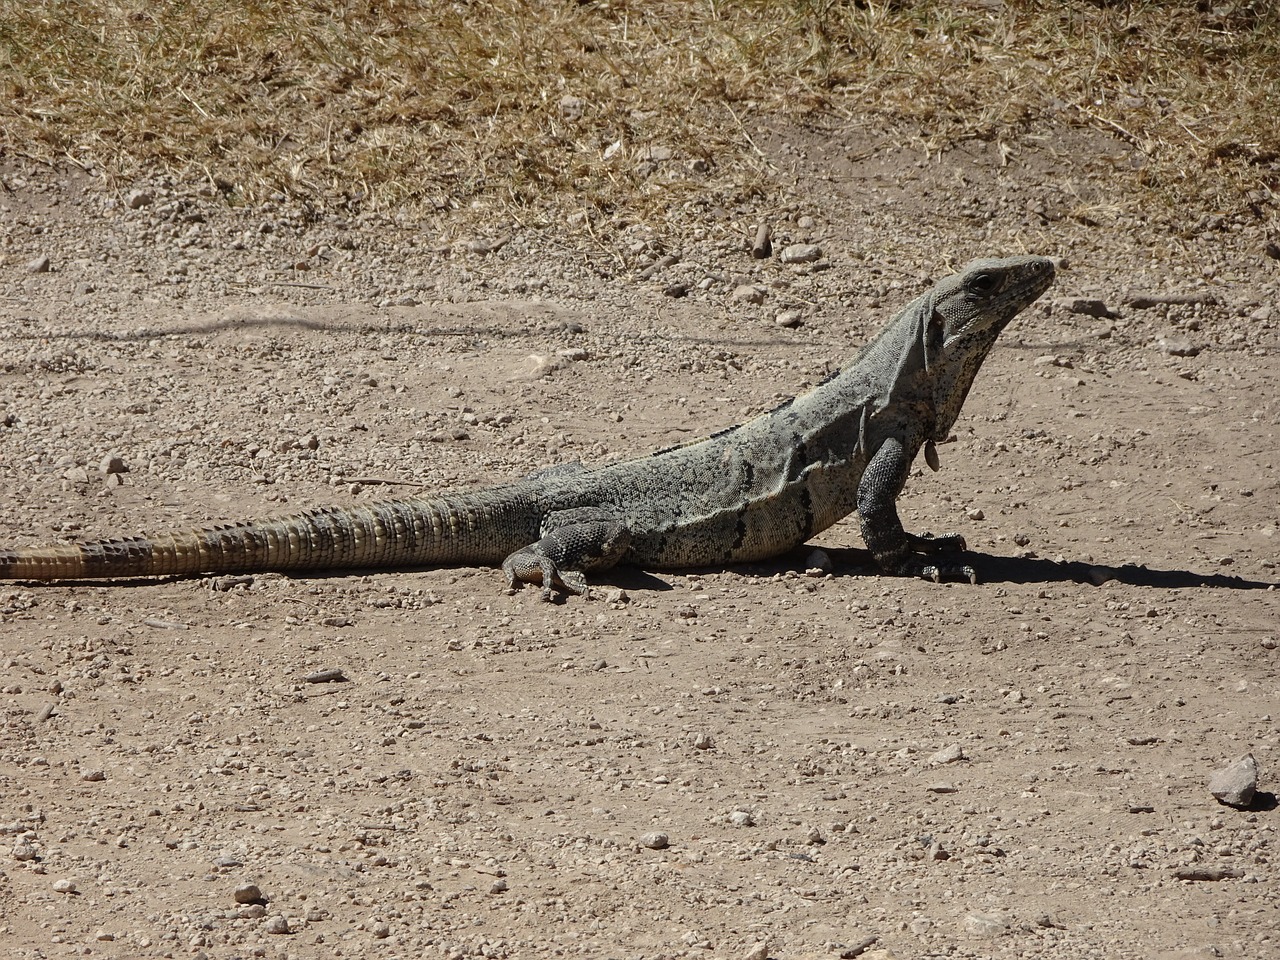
0 492 536 580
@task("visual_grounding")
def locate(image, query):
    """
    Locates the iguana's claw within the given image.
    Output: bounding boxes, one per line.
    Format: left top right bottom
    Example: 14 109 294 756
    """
899 558 978 584
919 563 978 585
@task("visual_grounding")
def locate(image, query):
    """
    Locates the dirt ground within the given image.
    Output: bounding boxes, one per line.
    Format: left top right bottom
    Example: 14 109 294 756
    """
1 118 1277 960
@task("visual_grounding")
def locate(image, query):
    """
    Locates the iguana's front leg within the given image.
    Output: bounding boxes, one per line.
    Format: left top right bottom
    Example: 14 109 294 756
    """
857 438 975 583
501 507 631 600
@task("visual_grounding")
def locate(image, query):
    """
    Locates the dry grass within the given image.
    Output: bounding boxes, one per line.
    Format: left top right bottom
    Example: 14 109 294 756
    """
1 0 1277 234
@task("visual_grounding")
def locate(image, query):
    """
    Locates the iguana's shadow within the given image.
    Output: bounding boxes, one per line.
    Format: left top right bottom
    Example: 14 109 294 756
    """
29 551 1275 593
814 547 1278 590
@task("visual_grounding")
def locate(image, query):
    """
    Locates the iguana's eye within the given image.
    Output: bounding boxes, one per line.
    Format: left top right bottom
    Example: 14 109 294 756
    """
965 272 1001 296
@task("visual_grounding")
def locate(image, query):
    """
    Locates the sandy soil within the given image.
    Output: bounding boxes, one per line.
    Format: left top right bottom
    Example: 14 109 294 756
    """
1 119 1277 960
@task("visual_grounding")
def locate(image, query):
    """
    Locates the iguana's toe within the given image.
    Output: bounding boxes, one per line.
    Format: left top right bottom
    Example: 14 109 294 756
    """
916 561 977 584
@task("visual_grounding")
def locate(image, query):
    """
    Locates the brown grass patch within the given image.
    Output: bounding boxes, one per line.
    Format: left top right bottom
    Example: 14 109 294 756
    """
2 1 1277 235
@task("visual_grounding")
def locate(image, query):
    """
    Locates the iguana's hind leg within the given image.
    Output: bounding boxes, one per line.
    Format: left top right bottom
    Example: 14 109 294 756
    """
857 438 976 584
501 507 631 600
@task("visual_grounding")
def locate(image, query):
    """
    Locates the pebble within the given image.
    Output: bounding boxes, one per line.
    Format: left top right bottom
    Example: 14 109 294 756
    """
13 842 37 861
774 309 802 328
964 912 1007 937
52 878 77 894
1157 337 1200 357
928 743 965 766
234 882 263 904
966 507 985 521
80 769 106 782
370 921 391 939
489 879 508 894
663 282 690 298
732 284 765 305
693 732 714 750
805 547 832 574
729 810 755 827
742 944 769 960
1208 753 1258 808
264 915 290 935
751 223 772 259
1068 298 1116 318
780 243 822 264
926 782 957 793
125 189 154 209
559 95 585 121
26 254 51 274
639 831 669 850
303 668 347 683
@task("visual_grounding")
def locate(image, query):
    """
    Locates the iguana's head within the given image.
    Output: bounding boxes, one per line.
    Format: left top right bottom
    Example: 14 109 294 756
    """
925 255 1055 440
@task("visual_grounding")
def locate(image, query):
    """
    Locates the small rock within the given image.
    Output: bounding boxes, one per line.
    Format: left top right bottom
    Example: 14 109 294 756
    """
465 235 510 255
732 284 765 305
804 547 832 574
370 921 391 939
741 943 769 960
264 915 290 935
928 744 965 766
26 255 51 274
13 842 37 861
303 668 346 684
94 931 115 942
925 842 950 861
1068 298 1117 318
693 733 714 750
62 465 89 484
1157 337 1200 357
728 810 755 828
751 223 772 259
559 95 585 121
1174 865 1244 881
1208 753 1258 809
663 282 690 298
909 917 933 935
125 189 154 209
639 831 669 850
967 507 985 521
489 878 508 894
100 454 128 475
234 883 263 904
52 879 77 894
1265 240 1280 261
780 243 822 264
774 309 802 328
926 782 957 794
80 769 105 782
805 826 826 846
964 911 1007 937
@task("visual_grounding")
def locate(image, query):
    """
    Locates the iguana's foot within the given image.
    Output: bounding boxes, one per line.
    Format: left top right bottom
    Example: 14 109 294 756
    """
883 536 976 583
909 559 978 585
501 508 630 601
502 550 590 600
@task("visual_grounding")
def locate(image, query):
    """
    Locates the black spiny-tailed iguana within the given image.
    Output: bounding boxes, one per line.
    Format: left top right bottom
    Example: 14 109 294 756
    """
0 256 1055 595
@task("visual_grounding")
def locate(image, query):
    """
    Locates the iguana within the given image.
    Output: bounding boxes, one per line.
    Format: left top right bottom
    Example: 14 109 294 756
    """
0 255 1055 595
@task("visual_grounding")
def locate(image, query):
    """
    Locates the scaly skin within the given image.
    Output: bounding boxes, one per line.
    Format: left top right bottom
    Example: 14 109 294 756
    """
1 256 1055 593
